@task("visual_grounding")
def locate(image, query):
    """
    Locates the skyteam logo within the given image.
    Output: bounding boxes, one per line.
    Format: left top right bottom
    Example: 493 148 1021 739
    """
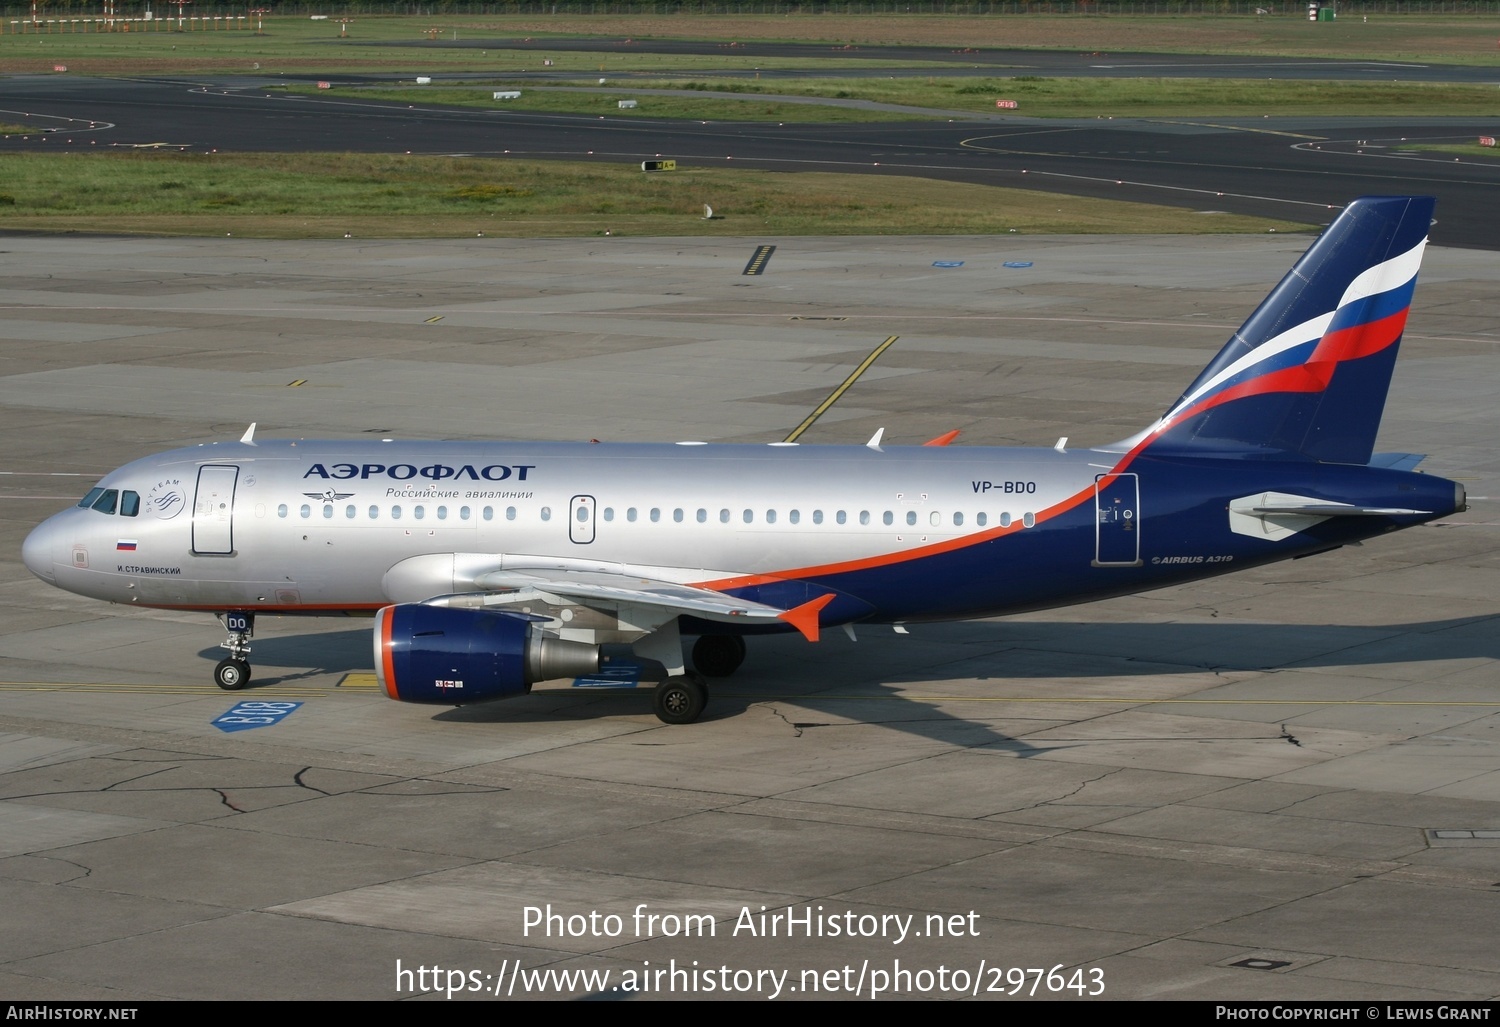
145 478 186 520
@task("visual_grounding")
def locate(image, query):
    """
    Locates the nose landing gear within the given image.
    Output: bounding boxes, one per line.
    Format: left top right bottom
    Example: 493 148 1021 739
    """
215 611 254 690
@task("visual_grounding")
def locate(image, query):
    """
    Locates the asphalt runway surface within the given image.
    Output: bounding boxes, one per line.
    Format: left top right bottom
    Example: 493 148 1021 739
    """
0 230 1497 1001
2 51 1499 247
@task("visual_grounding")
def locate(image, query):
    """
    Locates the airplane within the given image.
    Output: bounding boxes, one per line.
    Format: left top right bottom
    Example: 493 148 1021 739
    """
21 195 1466 724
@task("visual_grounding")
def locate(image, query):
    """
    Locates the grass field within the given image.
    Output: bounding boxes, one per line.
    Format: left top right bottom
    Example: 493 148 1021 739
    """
2 11 1488 238
272 83 943 123
295 76 1500 120
2 12 1499 75
0 151 1313 238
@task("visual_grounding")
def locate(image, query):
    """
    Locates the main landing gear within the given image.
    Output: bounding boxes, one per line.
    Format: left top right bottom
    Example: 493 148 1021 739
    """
646 635 746 725
214 611 254 691
653 672 708 725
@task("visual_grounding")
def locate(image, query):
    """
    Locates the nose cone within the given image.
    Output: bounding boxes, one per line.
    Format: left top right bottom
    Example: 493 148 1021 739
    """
22 517 59 584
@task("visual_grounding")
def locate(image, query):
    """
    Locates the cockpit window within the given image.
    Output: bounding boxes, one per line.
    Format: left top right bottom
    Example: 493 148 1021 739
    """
78 487 105 510
120 491 140 517
90 489 119 514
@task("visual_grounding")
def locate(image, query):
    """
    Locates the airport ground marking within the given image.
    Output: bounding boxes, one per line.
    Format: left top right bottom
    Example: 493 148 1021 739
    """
784 335 900 443
742 244 776 276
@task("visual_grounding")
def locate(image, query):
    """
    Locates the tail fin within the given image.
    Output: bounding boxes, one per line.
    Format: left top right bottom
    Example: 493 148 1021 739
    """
1119 196 1433 464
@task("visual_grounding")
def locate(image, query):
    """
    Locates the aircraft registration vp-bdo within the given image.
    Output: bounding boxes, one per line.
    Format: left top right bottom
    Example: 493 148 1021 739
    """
23 197 1465 723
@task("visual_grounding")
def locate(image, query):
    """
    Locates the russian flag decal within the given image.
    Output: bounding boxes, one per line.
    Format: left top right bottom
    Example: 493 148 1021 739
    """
116 539 138 551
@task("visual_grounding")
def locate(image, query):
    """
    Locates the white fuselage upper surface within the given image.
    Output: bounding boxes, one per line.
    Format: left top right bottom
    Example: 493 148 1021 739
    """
24 437 1100 614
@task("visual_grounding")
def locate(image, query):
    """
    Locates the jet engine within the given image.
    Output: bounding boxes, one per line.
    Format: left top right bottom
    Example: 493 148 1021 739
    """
374 604 599 705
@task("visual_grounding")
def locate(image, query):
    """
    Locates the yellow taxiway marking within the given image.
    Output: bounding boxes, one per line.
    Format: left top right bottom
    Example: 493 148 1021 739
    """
783 335 900 443
424 315 445 323
286 379 308 387
742 244 776 276
339 673 380 689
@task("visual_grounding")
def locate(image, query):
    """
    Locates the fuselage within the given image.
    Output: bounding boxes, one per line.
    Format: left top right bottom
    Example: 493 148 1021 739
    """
22 437 1465 631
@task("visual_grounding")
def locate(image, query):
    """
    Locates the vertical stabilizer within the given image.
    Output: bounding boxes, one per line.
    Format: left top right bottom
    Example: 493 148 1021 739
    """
1120 196 1433 464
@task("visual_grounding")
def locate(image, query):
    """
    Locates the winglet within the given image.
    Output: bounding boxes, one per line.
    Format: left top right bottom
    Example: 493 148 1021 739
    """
239 422 257 445
866 428 885 450
778 593 837 642
923 429 961 447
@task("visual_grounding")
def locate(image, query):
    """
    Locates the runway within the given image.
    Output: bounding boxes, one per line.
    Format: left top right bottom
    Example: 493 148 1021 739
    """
2 64 1499 247
0 232 1497 999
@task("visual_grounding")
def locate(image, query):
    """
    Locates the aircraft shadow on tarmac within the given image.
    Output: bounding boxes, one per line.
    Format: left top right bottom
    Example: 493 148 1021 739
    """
196 614 1498 755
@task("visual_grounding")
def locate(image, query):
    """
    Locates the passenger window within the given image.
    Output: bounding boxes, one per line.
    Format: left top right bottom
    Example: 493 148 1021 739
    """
882 511 893 526
577 505 590 522
720 509 730 524
998 512 1010 527
483 507 493 521
743 509 753 524
907 511 918 526
346 505 356 519
1023 512 1036 528
813 510 823 525
649 508 660 523
541 507 552 521
837 511 847 525
392 506 402 520
437 506 448 520
414 505 425 520
789 510 800 525
953 511 964 526
766 510 777 524
697 509 707 524
978 512 988 526
369 506 379 519
278 504 288 518
92 489 118 514
859 511 870 526
121 491 140 517
300 504 311 519
506 507 516 521
323 504 333 519
673 508 683 523
460 506 470 520
627 508 638 523
604 508 614 522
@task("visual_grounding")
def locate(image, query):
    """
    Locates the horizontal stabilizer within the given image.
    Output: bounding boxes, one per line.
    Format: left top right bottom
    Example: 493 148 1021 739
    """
1368 452 1426 471
1229 490 1430 542
1250 503 1432 517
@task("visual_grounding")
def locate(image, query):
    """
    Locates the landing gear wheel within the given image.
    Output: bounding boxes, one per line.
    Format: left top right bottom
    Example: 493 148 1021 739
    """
653 674 708 725
214 658 251 691
692 634 746 677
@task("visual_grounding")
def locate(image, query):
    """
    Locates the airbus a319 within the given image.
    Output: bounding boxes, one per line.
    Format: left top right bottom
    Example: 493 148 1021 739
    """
22 196 1464 723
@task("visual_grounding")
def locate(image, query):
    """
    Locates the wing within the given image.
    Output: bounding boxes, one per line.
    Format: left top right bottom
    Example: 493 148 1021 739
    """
472 568 835 641
383 553 836 639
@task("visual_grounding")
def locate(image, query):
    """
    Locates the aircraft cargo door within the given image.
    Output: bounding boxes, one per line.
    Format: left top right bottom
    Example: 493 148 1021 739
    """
193 465 239 555
1093 472 1141 567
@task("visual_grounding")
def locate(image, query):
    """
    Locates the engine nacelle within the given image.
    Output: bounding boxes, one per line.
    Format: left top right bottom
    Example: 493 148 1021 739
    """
374 604 599 705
